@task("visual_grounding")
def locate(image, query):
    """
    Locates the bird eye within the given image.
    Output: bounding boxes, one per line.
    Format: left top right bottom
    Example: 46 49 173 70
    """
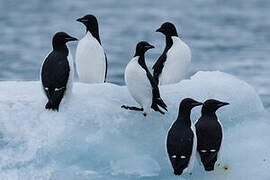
210 149 216 152
172 155 177 159
200 150 207 153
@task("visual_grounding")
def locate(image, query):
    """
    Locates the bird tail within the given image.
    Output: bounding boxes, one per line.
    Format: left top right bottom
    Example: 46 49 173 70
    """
45 101 59 111
152 97 167 115
44 88 66 111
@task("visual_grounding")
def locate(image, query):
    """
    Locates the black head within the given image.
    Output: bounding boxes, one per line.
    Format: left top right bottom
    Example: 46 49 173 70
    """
52 32 77 50
77 14 100 37
177 98 202 123
156 22 178 37
202 99 230 114
179 98 203 113
134 41 155 57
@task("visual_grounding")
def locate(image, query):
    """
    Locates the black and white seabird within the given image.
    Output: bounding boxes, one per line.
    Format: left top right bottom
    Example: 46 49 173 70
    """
167 98 202 175
195 99 229 171
41 32 77 111
76 14 107 83
153 22 191 85
122 41 167 116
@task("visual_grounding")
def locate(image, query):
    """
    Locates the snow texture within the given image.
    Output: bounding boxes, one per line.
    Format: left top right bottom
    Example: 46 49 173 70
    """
0 71 269 180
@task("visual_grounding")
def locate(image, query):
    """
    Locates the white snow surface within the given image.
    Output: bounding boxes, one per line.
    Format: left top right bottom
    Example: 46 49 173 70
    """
0 71 269 180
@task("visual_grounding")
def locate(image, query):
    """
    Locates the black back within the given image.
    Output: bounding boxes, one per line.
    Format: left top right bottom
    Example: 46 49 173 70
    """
41 52 70 111
42 51 70 89
167 120 194 175
134 41 167 114
195 99 229 171
167 98 202 175
153 22 178 84
41 32 76 111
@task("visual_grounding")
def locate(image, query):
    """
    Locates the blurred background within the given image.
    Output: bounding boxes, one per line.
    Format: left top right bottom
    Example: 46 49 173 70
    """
0 0 269 108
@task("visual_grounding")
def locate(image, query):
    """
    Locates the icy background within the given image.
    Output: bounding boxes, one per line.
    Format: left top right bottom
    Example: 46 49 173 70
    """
0 0 270 179
0 71 269 180
0 0 270 108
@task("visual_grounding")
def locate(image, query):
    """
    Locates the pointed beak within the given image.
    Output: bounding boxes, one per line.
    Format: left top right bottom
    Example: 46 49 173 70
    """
65 36 78 41
192 102 203 107
156 27 163 33
218 102 230 107
76 17 87 23
146 44 155 49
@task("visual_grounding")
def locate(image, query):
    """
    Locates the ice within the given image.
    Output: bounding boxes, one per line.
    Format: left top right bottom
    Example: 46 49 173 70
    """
0 71 269 180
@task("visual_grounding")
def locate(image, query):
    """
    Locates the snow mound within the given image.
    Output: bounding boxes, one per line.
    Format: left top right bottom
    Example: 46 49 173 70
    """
0 71 269 180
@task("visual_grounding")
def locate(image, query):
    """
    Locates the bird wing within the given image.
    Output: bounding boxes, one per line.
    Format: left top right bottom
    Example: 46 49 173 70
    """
167 127 194 166
152 53 167 84
41 52 70 90
145 70 167 112
195 118 223 164
104 53 108 83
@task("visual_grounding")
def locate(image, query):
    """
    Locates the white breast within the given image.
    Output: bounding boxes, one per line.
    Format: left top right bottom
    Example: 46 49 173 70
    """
217 119 223 165
159 36 191 85
75 32 106 83
65 51 74 98
124 57 152 114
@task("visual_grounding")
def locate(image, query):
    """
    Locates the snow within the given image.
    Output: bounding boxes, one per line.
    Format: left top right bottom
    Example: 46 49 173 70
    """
0 71 269 180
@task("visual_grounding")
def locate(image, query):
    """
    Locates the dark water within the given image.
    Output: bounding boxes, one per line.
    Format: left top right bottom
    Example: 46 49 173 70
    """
0 0 269 107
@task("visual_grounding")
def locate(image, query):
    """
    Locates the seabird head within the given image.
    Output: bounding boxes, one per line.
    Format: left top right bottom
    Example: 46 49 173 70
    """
202 99 230 113
156 22 178 37
179 98 203 112
177 98 202 121
52 32 77 50
77 14 99 37
134 41 155 57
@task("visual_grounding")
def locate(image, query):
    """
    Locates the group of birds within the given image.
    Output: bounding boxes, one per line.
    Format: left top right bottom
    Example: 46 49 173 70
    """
40 14 229 176
167 98 229 175
40 14 191 113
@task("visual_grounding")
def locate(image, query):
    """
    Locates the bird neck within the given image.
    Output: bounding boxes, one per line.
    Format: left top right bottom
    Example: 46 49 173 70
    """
137 55 147 69
134 48 146 58
52 43 69 56
201 107 217 118
163 36 173 53
177 108 192 127
86 26 101 44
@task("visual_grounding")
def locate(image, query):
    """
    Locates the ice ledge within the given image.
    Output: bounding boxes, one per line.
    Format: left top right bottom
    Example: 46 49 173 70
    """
0 71 267 180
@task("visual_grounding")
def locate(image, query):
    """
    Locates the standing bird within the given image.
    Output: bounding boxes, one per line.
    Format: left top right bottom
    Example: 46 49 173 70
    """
195 99 229 171
41 32 77 111
167 98 203 175
76 14 107 83
153 22 191 85
122 41 167 116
